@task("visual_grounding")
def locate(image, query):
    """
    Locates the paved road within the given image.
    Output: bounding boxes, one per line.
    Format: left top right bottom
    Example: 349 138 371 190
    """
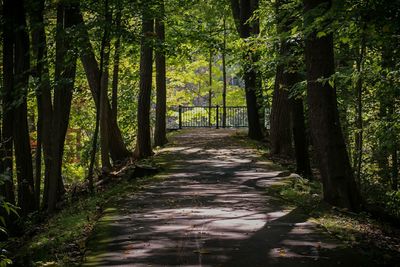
83 129 371 267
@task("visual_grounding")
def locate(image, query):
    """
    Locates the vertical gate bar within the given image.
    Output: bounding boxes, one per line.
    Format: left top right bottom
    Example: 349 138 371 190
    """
242 107 244 127
216 105 219 129
179 105 182 129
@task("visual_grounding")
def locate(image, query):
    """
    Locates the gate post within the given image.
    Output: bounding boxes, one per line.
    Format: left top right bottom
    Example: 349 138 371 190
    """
216 105 219 129
178 105 182 129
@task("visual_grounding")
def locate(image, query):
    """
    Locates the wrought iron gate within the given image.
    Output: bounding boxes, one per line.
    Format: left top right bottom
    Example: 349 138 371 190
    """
167 105 248 129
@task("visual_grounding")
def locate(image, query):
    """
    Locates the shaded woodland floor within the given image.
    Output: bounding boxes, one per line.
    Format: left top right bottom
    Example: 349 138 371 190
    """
83 129 377 266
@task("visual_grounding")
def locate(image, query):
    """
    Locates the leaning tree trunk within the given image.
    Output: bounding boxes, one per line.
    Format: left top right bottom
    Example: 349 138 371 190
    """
134 12 154 159
13 0 37 214
230 0 264 140
304 0 361 211
75 9 131 162
154 0 168 147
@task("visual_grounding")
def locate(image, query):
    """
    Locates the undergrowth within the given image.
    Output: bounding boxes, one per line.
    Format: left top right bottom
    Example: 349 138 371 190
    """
10 175 163 267
265 177 400 266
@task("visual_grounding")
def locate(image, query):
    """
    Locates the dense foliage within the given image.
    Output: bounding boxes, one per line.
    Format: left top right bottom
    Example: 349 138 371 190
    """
0 0 399 265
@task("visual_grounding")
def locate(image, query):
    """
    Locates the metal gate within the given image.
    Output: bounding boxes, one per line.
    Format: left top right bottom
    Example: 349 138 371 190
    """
167 105 248 129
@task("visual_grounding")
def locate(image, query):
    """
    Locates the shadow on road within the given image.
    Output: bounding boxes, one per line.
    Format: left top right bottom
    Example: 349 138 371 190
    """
83 129 372 267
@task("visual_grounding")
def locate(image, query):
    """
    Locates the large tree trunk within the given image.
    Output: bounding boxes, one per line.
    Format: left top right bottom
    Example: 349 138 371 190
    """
290 91 312 177
47 2 78 213
28 0 53 208
133 12 154 159
304 0 361 211
13 0 37 214
270 0 293 156
273 0 311 174
99 0 112 170
270 64 292 156
154 0 168 147
230 0 263 140
1 0 16 206
75 10 130 162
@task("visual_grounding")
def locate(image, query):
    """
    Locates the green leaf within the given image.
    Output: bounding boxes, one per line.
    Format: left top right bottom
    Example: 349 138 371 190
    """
317 31 326 38
291 26 299 35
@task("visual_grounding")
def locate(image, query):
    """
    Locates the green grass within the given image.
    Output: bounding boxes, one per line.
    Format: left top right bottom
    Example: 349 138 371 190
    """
13 175 165 267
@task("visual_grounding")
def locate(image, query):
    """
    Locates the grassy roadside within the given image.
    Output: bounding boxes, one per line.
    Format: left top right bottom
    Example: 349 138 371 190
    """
264 176 400 266
9 132 183 267
11 173 165 267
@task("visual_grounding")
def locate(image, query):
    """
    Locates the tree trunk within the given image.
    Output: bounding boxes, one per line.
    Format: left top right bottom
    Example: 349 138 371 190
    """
376 102 390 184
291 96 312 177
28 0 53 208
230 0 263 140
111 6 122 118
1 0 16 206
222 16 227 128
100 0 112 170
270 0 293 157
75 10 131 162
13 0 37 214
133 12 154 159
353 29 366 185
208 49 212 127
304 0 361 211
270 64 292 156
154 0 168 147
392 142 398 191
388 104 398 191
47 1 78 213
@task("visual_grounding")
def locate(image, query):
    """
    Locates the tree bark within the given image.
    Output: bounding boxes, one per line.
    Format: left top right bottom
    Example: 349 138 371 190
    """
388 104 398 191
230 0 263 140
270 0 293 157
304 0 361 211
1 0 16 206
222 16 227 128
111 6 122 118
208 49 212 127
154 0 168 147
13 0 37 214
270 64 292 156
133 12 154 159
353 29 366 185
75 10 131 162
46 1 78 213
100 0 112 170
291 94 312 177
28 0 53 208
